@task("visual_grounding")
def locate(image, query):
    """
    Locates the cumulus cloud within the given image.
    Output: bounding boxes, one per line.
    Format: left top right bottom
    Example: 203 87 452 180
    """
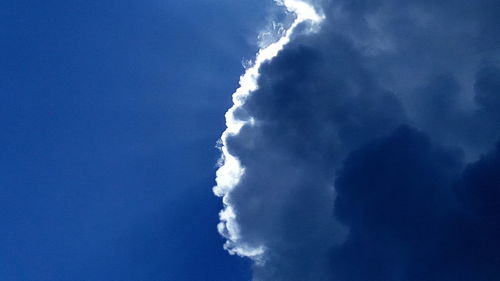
214 0 325 261
331 126 500 281
215 0 500 280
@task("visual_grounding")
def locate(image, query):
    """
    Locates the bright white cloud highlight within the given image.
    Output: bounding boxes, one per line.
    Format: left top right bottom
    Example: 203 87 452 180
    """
213 0 324 261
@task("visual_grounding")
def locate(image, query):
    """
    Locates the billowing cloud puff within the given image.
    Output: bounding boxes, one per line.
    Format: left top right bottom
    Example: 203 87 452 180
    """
333 128 500 281
215 0 500 280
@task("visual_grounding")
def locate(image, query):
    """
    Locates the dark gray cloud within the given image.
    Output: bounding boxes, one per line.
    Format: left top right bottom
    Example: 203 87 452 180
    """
332 128 500 281
217 0 500 280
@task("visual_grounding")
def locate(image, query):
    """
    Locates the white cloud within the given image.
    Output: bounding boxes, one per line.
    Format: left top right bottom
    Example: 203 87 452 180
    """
213 0 323 261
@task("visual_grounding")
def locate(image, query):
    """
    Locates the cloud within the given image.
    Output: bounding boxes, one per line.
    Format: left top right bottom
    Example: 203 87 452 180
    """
215 0 500 280
214 0 324 261
333 128 500 281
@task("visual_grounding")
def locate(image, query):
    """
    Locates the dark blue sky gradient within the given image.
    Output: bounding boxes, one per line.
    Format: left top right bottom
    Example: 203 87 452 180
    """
0 1 270 280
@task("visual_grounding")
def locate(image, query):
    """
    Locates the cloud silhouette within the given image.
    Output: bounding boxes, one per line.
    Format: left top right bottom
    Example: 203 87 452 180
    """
215 0 500 280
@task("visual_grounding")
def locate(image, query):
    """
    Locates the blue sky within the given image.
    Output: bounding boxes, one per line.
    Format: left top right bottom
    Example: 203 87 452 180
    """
0 0 270 280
